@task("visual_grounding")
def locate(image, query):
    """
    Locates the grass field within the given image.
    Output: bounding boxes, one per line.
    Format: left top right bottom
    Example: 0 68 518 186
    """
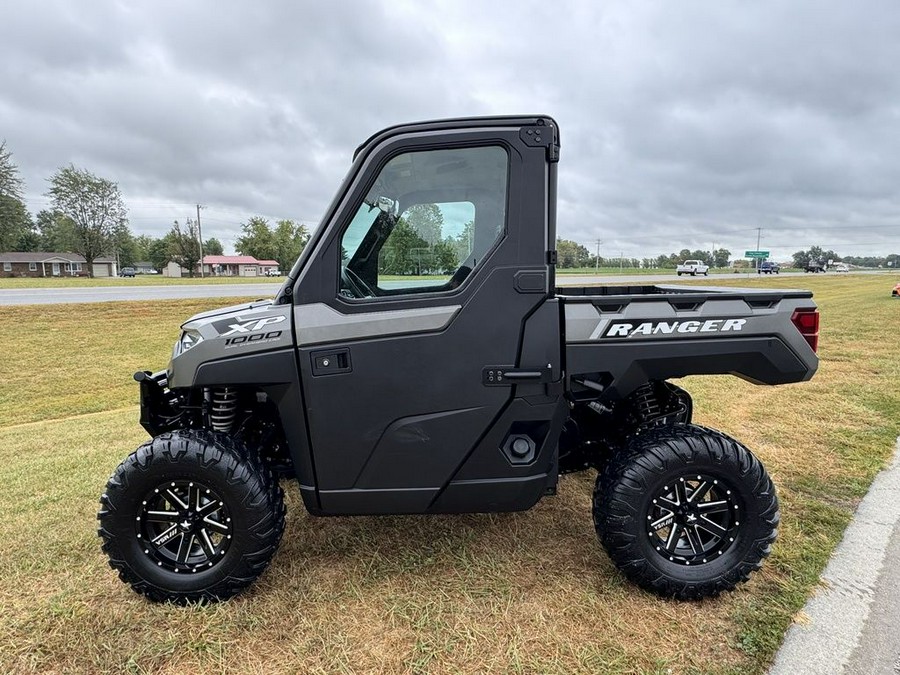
0 276 897 673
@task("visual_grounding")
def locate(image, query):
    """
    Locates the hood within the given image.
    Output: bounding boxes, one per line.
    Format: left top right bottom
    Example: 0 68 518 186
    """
180 299 274 328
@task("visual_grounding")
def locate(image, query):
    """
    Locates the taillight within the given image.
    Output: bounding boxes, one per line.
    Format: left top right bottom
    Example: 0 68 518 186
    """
791 308 820 352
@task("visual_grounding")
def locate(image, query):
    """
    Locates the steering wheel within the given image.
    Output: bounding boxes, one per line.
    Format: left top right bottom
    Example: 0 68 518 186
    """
340 266 376 298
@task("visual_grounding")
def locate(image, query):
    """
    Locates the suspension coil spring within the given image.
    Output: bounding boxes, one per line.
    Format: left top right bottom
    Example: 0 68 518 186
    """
209 388 238 432
632 382 661 423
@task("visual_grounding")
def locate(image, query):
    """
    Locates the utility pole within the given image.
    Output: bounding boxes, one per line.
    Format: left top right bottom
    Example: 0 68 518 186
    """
595 239 602 274
755 227 762 271
620 251 624 271
197 204 204 278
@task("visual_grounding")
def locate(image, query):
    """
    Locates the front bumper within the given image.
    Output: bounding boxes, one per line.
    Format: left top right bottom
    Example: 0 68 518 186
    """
134 370 183 436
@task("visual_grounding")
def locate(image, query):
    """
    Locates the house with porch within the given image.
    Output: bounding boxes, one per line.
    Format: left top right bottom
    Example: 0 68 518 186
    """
163 255 276 277
0 252 118 278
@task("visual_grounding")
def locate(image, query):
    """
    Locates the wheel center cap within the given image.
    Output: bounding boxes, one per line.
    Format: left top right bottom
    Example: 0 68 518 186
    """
687 513 698 523
180 520 191 530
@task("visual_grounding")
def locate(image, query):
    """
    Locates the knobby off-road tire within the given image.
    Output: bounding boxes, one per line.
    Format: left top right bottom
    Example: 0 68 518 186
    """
98 430 285 603
593 424 778 599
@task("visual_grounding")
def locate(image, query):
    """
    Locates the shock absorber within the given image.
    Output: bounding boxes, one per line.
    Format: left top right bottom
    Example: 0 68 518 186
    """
632 382 661 425
209 388 238 433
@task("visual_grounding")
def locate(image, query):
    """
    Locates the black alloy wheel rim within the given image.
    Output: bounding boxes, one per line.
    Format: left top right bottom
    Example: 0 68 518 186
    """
646 474 741 566
136 479 233 573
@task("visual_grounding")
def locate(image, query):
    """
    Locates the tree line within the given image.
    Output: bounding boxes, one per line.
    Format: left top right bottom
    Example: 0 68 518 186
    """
556 239 733 269
0 140 309 277
790 246 899 269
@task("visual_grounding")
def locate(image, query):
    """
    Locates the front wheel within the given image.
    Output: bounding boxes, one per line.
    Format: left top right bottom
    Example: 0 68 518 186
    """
98 430 285 603
592 424 778 599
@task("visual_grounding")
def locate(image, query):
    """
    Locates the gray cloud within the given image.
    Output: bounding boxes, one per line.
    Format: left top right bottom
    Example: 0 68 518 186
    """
1 0 897 260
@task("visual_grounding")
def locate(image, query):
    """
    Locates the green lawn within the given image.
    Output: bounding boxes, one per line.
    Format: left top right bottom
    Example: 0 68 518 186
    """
0 276 897 673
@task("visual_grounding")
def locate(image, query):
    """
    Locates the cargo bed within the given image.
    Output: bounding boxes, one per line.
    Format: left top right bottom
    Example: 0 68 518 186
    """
557 284 818 399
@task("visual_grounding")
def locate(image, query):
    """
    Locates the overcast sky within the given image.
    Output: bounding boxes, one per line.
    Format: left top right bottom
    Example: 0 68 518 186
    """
1 0 898 260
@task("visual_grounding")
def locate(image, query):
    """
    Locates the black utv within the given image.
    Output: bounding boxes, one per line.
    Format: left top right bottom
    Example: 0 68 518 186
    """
98 116 820 603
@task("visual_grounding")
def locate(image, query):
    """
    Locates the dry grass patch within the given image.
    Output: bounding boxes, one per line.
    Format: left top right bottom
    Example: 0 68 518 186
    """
0 274 896 673
0 298 256 426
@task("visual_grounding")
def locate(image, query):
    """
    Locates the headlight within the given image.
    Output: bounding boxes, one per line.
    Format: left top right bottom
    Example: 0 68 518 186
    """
174 329 204 356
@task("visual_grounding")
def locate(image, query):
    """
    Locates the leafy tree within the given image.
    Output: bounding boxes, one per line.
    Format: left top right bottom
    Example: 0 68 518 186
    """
379 219 428 275
235 216 276 261
46 165 127 276
148 236 171 272
556 238 591 268
34 209 75 252
451 220 474 263
133 234 157 262
272 219 309 272
712 248 731 268
15 229 40 251
0 194 34 251
112 222 139 267
0 141 24 201
168 219 201 276
204 237 224 256
0 143 34 251
404 204 443 246
432 240 459 274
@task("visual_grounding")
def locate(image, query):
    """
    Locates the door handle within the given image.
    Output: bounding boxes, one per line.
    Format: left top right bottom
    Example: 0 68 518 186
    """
311 348 352 376
482 365 553 386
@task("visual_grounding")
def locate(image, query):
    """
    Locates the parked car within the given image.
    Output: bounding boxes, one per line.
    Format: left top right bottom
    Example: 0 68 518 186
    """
264 268 283 277
119 267 136 278
758 261 780 275
892 282 899 298
676 260 709 276
833 263 850 273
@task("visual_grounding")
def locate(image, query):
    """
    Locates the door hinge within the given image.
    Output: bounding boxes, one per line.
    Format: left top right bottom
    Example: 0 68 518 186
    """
519 121 559 163
547 143 560 163
546 250 558 265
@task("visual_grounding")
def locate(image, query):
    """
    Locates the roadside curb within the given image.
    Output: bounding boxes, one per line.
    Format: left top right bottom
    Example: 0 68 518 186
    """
769 438 900 674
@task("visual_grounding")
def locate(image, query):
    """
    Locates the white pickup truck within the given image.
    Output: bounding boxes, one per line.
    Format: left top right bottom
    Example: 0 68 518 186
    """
676 260 709 276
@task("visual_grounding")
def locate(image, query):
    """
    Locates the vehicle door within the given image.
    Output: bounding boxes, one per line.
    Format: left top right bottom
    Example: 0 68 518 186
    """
292 123 564 514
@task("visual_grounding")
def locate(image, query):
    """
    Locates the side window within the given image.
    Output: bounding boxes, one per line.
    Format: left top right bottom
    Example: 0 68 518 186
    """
338 145 507 299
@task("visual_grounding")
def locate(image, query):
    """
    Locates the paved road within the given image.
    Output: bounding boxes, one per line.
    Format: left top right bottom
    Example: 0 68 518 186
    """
0 271 834 306
770 439 900 675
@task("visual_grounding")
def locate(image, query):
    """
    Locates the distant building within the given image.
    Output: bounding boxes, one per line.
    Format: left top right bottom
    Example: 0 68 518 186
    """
163 255 276 277
0 252 118 278
133 261 156 274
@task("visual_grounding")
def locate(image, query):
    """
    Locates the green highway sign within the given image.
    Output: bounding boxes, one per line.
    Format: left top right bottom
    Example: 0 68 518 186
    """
745 250 770 258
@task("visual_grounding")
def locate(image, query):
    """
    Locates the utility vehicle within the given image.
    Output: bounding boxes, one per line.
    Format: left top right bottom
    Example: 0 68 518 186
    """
98 116 820 603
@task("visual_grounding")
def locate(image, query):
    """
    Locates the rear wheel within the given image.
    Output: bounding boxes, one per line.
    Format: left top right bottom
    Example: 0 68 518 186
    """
98 430 285 603
592 424 778 599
